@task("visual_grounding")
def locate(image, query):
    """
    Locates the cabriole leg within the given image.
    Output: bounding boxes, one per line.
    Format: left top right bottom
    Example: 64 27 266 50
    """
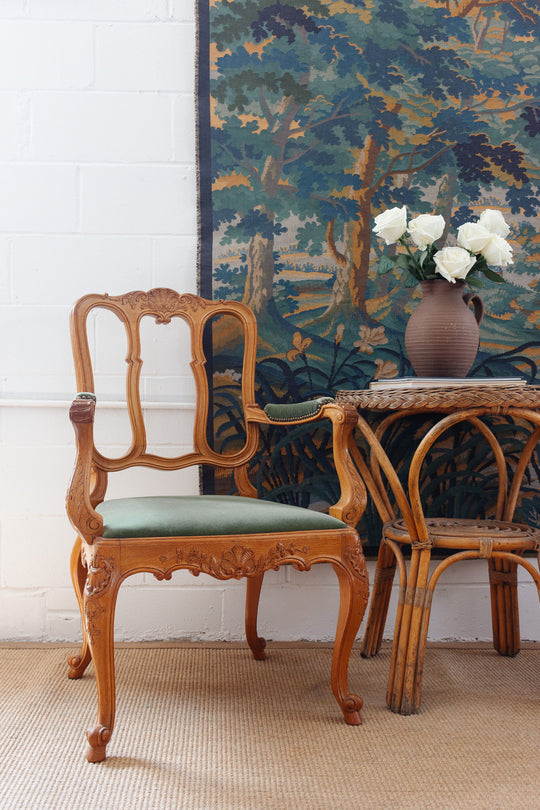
83 573 119 762
67 536 92 679
331 546 369 725
245 573 267 660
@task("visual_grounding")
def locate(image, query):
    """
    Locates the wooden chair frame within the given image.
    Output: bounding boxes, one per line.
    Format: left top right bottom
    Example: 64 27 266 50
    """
66 289 369 761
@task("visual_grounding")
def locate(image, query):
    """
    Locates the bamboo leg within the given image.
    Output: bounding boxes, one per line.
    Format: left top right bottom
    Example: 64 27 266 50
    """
387 547 419 711
488 558 502 653
83 580 118 762
489 557 520 657
413 588 435 710
361 541 397 658
67 536 92 679
400 548 431 715
245 573 267 661
504 558 520 656
330 557 369 726
388 547 431 714
384 540 408 708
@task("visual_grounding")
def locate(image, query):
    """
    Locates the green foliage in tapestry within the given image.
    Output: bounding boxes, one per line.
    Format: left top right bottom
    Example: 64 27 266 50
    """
201 0 540 548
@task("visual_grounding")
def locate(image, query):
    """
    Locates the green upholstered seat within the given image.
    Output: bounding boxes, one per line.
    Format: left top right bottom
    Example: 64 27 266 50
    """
97 495 347 539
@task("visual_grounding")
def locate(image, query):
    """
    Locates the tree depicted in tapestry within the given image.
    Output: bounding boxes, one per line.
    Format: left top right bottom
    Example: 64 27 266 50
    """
198 0 539 538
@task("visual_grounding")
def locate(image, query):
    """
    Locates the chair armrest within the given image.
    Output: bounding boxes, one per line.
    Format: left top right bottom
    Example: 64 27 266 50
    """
66 393 104 540
245 396 336 425
244 398 367 527
263 396 334 423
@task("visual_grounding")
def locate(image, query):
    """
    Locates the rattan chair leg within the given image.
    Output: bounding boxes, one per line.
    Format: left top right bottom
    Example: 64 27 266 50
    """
398 548 431 715
413 583 436 710
387 547 423 712
383 540 407 707
489 557 520 656
504 558 520 655
361 541 396 658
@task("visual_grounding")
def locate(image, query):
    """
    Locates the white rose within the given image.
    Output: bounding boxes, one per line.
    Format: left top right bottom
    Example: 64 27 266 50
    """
407 214 445 249
433 246 476 283
456 222 492 253
372 206 407 245
480 234 514 268
478 209 510 238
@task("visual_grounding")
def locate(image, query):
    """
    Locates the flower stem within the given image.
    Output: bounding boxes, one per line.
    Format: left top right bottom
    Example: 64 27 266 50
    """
399 237 423 280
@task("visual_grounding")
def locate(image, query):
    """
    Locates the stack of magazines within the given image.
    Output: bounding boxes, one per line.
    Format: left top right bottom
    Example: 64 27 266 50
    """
369 376 526 391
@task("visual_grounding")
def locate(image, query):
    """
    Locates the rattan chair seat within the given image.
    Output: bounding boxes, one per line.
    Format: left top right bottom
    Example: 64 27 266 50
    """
384 516 540 552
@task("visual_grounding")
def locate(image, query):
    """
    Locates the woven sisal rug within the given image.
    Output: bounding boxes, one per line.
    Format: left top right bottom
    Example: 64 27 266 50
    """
1 644 539 809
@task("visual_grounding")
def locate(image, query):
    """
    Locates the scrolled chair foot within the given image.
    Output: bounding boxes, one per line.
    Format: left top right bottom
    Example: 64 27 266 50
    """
250 635 267 661
67 649 91 680
340 693 363 726
86 725 112 762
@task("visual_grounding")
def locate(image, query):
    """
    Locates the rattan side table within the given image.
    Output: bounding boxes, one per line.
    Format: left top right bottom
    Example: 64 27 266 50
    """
335 384 540 714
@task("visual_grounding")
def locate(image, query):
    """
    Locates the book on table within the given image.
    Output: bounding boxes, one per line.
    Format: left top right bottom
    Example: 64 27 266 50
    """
369 376 526 391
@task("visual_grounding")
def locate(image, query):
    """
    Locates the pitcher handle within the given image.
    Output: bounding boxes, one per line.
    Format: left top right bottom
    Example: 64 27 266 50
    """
463 291 484 326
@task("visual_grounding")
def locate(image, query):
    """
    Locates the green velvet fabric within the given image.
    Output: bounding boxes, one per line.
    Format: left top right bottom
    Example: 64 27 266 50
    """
97 495 346 539
264 396 333 422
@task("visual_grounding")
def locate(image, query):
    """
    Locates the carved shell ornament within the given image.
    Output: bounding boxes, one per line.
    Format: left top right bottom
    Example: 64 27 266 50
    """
156 542 310 581
116 289 208 323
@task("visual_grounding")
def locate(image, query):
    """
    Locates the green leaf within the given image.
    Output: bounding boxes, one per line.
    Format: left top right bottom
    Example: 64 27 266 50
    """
422 258 436 277
466 275 484 288
378 256 396 274
404 273 418 287
395 254 410 271
481 266 505 283
474 255 489 272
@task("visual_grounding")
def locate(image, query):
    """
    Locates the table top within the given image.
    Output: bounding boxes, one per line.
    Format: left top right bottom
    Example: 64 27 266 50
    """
335 384 540 413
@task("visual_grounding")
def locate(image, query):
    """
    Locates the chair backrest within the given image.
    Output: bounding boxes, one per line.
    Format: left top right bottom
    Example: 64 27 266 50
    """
70 289 261 475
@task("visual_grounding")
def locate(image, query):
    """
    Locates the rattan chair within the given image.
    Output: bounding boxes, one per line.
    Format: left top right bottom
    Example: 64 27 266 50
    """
66 289 369 761
336 386 540 715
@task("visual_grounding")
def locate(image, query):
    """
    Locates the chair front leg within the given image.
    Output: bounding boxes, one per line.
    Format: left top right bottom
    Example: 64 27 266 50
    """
67 536 92 679
83 554 120 762
245 573 267 660
331 540 369 725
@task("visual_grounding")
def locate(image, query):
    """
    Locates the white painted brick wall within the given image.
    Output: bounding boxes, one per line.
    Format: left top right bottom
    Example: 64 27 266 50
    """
0 21 94 89
30 92 175 162
0 1 537 648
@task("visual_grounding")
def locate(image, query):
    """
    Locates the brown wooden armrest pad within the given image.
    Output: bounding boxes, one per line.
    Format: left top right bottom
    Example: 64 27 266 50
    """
70 394 96 423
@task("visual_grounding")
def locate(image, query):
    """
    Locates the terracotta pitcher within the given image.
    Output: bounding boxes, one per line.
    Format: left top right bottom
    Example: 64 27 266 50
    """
404 279 484 378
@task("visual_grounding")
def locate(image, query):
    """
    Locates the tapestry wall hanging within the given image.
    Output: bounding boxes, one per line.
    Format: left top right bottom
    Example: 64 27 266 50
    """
197 0 540 551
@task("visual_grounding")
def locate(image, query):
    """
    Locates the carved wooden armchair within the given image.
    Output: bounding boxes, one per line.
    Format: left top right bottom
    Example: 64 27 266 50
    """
66 289 369 762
